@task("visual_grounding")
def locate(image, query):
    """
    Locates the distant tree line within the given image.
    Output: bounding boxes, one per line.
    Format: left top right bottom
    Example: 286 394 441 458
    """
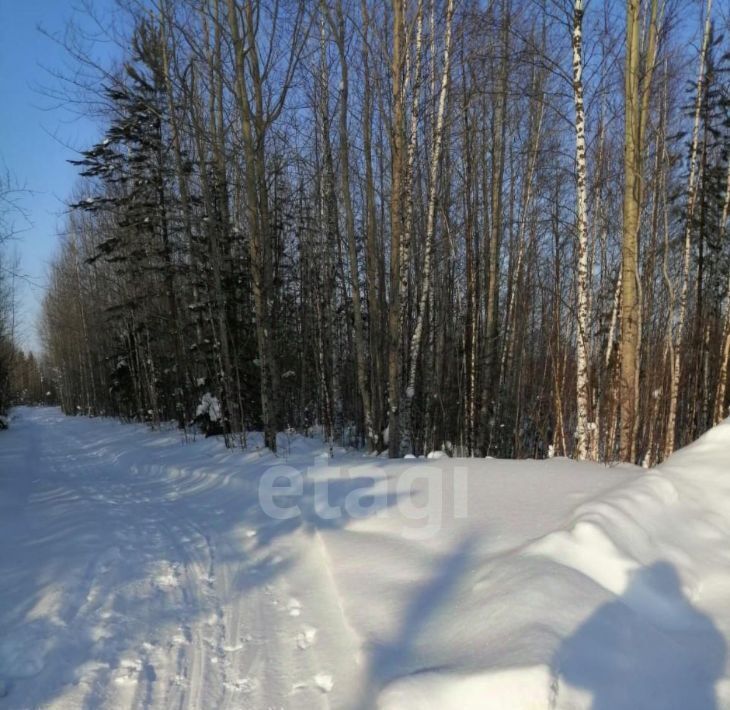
40 0 730 462
0 171 33 418
0 268 12 416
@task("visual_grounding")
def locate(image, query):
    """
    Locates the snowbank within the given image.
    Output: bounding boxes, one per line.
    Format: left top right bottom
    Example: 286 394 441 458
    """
0 407 728 709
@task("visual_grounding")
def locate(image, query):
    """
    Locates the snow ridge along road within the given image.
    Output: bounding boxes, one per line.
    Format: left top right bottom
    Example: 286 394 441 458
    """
1 407 730 709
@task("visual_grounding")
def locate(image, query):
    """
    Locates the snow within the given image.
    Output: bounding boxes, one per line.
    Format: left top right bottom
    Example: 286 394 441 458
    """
1 407 729 708
426 450 447 459
195 392 221 422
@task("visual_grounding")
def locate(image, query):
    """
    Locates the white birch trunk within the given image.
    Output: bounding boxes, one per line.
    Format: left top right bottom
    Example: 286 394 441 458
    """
571 0 594 461
401 0 455 455
388 0 423 457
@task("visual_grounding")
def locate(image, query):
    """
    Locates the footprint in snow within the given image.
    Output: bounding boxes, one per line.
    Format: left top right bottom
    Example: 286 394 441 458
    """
113 659 142 685
171 630 189 646
224 677 258 694
314 673 334 693
296 626 317 650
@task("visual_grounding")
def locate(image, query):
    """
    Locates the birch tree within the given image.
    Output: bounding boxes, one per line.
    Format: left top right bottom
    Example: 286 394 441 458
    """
401 0 455 454
571 0 595 460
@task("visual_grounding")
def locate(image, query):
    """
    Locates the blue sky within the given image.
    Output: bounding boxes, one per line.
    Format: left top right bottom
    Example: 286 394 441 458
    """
0 0 114 352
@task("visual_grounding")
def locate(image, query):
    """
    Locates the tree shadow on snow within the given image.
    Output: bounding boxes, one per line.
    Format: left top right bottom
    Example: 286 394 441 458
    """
355 536 476 710
230 471 404 593
552 561 726 710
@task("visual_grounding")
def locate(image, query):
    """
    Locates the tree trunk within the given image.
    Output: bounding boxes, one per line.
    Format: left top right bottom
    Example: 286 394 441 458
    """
572 0 595 460
665 0 712 457
401 0 455 454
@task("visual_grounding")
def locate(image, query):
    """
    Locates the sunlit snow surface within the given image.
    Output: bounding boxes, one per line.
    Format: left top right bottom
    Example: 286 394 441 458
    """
1 407 729 709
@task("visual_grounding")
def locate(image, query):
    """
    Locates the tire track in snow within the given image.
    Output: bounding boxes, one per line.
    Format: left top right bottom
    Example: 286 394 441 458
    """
1 410 366 709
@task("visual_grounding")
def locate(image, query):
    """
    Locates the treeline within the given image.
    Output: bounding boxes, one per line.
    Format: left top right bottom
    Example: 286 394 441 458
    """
0 173 26 416
0 264 52 414
41 0 730 462
0 261 12 415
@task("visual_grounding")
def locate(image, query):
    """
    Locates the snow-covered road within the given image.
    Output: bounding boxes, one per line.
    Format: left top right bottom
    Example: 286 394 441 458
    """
0 409 363 709
2 407 730 709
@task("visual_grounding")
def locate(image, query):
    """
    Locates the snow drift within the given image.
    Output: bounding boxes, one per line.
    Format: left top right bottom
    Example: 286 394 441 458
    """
0 407 729 709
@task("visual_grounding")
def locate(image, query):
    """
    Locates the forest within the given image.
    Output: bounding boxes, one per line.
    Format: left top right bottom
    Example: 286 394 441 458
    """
13 0 730 464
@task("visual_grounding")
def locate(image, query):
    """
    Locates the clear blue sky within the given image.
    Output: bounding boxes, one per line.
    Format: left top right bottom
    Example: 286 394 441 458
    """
0 0 114 352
